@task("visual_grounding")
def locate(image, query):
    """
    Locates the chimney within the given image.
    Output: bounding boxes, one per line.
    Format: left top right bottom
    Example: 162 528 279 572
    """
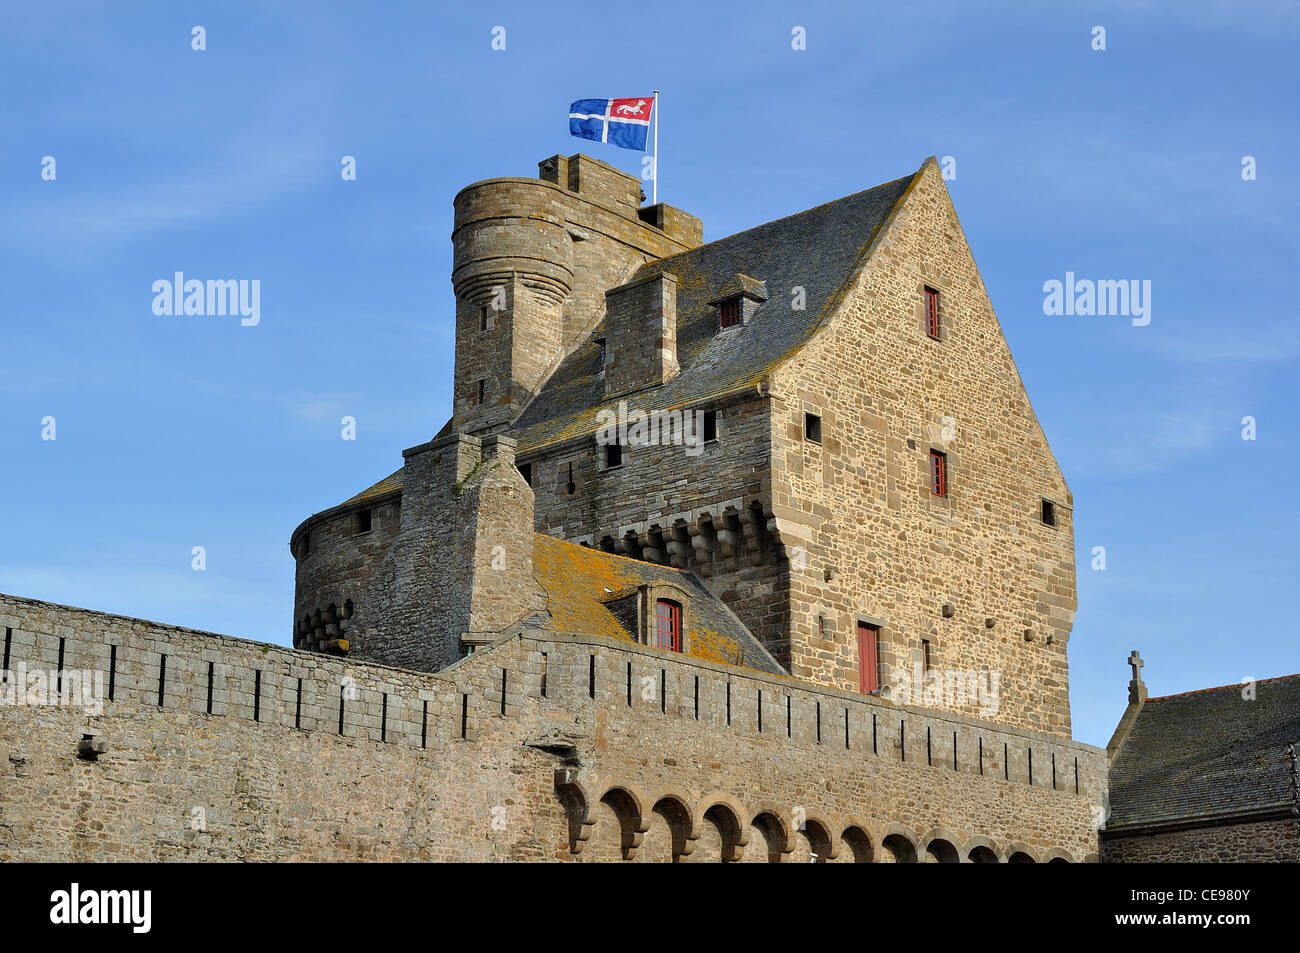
457 434 549 651
604 271 679 398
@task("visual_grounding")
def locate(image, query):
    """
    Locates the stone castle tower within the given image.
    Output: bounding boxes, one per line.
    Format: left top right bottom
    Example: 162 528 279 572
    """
290 152 1077 737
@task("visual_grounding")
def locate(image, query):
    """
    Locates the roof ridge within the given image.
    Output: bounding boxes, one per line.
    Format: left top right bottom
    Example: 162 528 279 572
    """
1145 672 1300 703
647 169 919 271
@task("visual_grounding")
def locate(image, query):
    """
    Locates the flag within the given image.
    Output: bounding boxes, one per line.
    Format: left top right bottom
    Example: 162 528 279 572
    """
569 97 654 151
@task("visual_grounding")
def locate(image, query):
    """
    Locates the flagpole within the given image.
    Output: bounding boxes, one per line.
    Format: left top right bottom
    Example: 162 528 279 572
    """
652 89 659 204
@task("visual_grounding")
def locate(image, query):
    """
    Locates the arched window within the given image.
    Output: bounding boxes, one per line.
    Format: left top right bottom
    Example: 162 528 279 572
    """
655 599 682 652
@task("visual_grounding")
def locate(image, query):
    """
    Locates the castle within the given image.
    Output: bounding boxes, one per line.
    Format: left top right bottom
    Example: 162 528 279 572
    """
1 154 1111 862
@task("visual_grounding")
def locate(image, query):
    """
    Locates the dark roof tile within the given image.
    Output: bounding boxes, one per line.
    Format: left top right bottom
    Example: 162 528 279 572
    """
1108 674 1300 826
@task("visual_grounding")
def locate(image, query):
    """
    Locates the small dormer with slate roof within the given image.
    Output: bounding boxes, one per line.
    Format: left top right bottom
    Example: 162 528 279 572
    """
708 274 768 331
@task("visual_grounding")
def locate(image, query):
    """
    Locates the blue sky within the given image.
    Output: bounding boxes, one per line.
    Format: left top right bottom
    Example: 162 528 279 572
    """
1 1 1296 748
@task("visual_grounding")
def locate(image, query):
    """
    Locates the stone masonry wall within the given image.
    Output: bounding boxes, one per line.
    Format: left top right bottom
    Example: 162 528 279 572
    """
1101 819 1300 862
343 434 480 671
0 593 1104 862
291 496 399 652
523 393 790 664
770 158 1077 735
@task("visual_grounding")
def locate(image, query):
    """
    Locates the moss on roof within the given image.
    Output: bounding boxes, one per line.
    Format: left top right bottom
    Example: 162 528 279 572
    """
532 534 784 675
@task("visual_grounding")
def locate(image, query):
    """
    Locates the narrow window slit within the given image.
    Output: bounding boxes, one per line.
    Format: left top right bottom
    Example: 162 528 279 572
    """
295 677 302 729
380 692 388 742
108 645 116 701
206 661 215 714
57 638 65 694
460 693 468 739
421 699 428 748
157 653 167 707
253 669 262 722
500 669 507 716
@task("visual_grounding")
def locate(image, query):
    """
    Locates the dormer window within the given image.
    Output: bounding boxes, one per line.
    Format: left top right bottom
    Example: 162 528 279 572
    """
719 297 741 330
630 583 691 654
655 600 682 652
708 274 767 333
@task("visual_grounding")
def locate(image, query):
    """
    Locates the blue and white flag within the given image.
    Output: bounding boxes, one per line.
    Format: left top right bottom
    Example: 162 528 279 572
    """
569 97 654 151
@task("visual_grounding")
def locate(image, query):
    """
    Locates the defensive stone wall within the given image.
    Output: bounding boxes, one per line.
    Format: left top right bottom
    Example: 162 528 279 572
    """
0 592 1104 862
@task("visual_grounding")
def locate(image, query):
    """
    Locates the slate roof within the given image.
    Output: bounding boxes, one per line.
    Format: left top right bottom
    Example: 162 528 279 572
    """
1108 674 1300 827
532 534 786 676
510 170 917 453
337 166 919 511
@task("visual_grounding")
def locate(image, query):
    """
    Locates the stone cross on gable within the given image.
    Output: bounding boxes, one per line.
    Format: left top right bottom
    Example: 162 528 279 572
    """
1128 650 1143 681
1127 649 1148 705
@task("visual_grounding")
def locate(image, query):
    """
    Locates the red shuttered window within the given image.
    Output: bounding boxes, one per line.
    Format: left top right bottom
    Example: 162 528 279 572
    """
858 622 880 694
655 600 681 652
719 298 741 329
924 287 940 339
930 450 947 497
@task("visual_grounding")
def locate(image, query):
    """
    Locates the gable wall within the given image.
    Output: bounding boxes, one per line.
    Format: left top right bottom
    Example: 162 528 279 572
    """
771 160 1076 735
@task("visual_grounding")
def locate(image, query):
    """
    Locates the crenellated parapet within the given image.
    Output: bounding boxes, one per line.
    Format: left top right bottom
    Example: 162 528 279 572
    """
0 591 1106 863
